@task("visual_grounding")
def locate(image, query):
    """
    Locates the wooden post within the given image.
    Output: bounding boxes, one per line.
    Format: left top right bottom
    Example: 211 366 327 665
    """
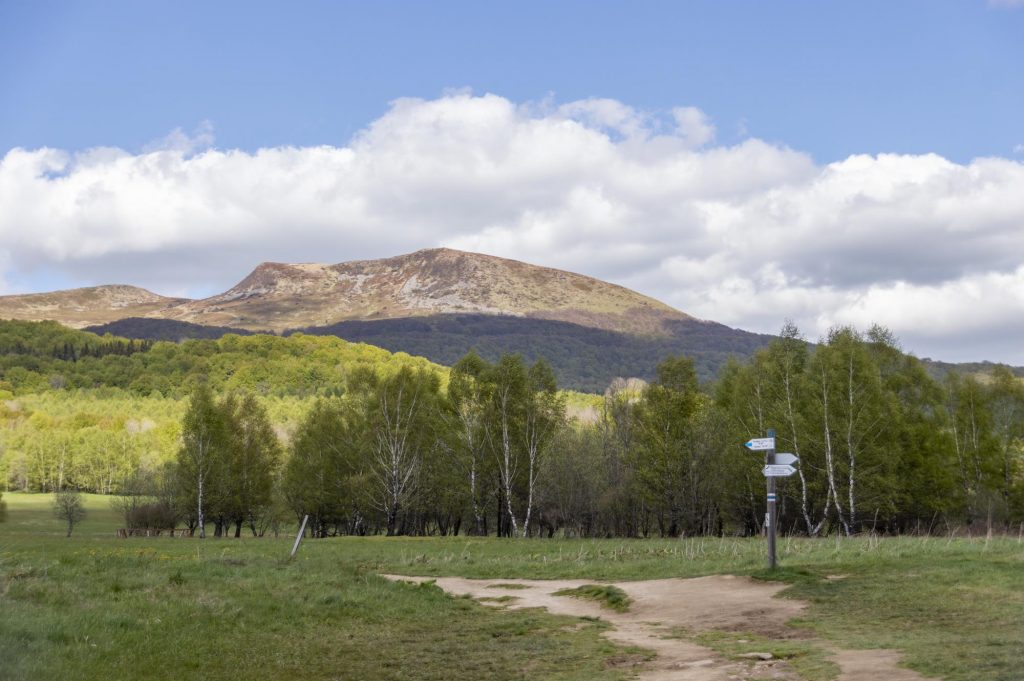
290 515 309 559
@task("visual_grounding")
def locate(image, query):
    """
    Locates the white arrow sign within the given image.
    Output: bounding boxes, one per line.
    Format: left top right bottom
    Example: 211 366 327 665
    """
763 464 797 477
774 453 798 466
744 437 775 451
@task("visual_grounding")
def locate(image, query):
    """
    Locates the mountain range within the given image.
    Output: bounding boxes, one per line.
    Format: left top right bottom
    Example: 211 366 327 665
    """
0 248 777 391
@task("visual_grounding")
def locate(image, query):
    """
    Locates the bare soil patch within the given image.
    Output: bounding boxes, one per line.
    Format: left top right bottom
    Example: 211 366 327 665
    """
382 574 934 681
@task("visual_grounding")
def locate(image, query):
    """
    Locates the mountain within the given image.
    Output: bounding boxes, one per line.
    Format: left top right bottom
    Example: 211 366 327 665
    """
0 285 186 328
157 248 689 335
0 249 695 335
4 248 774 390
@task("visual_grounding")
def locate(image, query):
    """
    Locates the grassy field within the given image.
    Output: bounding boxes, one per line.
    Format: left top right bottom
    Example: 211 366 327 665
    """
1 493 1023 680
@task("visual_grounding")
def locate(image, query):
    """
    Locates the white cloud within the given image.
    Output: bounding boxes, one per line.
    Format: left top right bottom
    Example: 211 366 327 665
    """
2 92 1024 364
141 120 215 155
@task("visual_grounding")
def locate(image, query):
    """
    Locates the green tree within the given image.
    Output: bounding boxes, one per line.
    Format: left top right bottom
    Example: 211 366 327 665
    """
631 355 701 537
483 354 530 537
446 351 492 535
520 359 564 537
366 367 442 536
283 398 367 536
988 366 1024 525
176 384 227 538
945 372 1001 527
220 393 282 537
53 488 86 537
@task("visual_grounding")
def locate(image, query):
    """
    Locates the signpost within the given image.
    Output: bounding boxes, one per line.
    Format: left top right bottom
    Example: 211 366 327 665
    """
764 429 777 569
773 453 798 467
742 430 799 569
744 437 775 451
744 434 804 569
763 464 797 477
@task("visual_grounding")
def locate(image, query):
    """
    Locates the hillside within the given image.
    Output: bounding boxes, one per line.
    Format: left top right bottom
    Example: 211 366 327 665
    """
4 248 780 390
12 249 1020 392
86 314 773 391
1 248 702 337
921 358 1024 381
0 285 186 328
156 248 690 335
0 320 443 397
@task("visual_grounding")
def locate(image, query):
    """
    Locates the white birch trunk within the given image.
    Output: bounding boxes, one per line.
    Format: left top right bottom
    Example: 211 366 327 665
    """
820 364 849 535
782 369 819 536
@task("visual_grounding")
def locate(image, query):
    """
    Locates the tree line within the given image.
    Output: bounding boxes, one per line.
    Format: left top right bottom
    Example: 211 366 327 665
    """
5 320 1022 537
0 320 440 397
157 325 1022 538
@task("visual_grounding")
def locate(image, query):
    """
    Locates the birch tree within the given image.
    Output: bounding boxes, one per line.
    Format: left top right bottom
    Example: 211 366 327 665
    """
808 340 847 535
520 360 563 537
763 322 825 535
447 352 491 535
367 367 440 536
484 355 528 537
176 384 225 539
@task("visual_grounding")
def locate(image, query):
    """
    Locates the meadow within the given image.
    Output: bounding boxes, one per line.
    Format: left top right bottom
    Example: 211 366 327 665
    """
1 493 1022 681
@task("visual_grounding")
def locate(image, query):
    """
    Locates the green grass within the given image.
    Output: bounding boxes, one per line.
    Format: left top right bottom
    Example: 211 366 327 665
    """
553 584 632 612
0 492 123 538
2 493 1023 680
0 495 626 681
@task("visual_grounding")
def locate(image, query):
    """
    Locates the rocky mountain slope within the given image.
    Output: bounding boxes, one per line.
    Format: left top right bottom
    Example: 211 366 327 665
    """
157 248 691 335
0 249 690 336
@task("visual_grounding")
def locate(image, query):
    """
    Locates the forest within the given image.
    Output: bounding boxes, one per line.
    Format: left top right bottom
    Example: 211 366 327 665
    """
85 312 774 390
1 319 1022 537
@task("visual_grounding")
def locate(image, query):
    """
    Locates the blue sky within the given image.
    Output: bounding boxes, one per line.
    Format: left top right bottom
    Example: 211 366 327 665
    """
2 1 1022 162
2 1 1024 364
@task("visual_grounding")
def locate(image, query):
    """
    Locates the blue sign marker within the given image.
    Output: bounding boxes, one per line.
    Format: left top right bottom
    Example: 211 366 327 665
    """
767 493 777 502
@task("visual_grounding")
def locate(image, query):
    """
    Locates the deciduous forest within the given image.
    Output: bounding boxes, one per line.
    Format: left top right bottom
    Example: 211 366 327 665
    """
1 320 1021 537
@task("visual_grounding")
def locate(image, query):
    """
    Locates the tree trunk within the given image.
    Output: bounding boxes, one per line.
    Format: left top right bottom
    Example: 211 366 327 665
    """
820 365 849 535
197 472 206 539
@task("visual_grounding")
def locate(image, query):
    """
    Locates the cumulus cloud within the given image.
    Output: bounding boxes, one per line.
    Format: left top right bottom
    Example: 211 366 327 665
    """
1 92 1023 364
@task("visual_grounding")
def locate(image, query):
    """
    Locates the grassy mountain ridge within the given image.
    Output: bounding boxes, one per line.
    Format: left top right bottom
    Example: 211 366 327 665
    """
158 247 691 334
0 248 691 336
0 285 186 328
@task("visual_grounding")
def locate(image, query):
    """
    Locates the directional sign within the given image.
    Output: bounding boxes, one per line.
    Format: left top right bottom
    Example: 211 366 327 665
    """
774 453 799 466
763 464 797 477
744 437 775 451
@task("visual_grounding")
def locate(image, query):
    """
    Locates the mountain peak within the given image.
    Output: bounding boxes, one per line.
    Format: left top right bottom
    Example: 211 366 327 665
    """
0 249 693 336
158 249 690 334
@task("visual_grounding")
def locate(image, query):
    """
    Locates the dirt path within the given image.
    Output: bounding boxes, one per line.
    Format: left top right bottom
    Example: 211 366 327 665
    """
382 574 932 681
